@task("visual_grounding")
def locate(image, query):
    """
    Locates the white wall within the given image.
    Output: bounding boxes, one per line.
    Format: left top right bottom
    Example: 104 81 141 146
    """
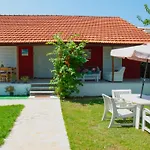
103 46 122 75
34 45 54 78
73 81 150 97
0 83 31 96
138 27 150 33
0 46 17 67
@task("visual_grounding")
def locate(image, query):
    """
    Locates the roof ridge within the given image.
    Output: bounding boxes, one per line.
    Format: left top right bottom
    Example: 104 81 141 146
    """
0 14 121 18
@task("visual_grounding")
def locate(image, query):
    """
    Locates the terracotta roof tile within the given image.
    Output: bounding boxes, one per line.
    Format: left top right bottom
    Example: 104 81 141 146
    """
0 15 150 44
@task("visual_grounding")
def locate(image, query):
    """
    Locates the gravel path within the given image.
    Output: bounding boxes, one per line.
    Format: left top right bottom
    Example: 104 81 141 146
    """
0 97 70 150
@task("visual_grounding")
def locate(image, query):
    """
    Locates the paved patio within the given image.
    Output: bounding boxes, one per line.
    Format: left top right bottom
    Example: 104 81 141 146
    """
0 97 70 150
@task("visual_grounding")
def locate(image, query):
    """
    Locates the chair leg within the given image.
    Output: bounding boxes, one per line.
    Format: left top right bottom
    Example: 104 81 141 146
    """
108 115 115 128
142 113 145 131
133 111 136 127
142 120 145 131
133 116 135 127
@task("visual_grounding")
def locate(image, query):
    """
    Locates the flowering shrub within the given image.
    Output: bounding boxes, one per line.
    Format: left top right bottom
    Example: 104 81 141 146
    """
20 76 29 83
47 34 87 99
5 86 15 96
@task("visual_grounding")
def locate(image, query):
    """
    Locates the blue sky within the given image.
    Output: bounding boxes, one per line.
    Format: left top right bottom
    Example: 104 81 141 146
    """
0 0 150 27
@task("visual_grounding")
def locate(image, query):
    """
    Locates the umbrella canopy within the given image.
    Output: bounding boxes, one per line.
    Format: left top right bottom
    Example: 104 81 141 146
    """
111 44 150 62
111 43 150 98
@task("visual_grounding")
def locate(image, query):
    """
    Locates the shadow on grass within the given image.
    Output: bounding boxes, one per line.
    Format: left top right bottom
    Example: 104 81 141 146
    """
62 96 104 105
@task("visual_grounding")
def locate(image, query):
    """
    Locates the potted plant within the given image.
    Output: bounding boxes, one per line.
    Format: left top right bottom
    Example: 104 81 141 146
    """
0 61 4 67
5 86 15 96
20 76 29 83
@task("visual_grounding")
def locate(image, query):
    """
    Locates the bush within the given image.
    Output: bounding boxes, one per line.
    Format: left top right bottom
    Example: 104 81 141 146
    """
47 34 87 99
20 76 29 83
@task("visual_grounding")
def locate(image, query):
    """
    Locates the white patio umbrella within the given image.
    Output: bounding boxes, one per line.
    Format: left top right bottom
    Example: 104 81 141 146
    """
111 43 150 98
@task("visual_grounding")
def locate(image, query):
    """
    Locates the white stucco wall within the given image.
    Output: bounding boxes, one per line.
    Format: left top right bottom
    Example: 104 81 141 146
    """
0 83 31 96
73 80 150 96
0 46 17 67
103 46 122 76
34 45 54 78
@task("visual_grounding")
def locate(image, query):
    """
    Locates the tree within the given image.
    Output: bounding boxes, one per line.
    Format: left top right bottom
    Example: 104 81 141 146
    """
137 4 150 26
137 4 150 77
47 34 87 99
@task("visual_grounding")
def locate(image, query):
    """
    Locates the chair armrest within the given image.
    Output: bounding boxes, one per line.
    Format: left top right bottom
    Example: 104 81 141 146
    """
143 108 150 115
116 105 136 109
114 98 135 105
114 72 124 75
113 97 124 101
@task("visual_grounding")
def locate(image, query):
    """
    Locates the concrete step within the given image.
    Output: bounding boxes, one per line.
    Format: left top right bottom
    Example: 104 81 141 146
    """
30 87 55 91
30 83 56 96
30 90 55 96
30 91 55 94
31 83 56 87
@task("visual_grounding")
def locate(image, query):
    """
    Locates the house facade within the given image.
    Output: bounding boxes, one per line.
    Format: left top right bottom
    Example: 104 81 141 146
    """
1 15 150 80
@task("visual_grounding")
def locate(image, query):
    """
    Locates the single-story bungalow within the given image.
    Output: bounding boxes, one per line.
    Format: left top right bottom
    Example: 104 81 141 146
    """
0 15 150 96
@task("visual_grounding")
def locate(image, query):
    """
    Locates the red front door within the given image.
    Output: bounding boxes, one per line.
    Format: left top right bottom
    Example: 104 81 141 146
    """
18 46 33 78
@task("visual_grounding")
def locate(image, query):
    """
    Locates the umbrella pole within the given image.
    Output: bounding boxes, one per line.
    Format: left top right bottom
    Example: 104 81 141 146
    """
140 59 148 98
112 56 114 82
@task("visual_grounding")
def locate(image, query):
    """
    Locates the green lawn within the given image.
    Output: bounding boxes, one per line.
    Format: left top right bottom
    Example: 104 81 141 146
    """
61 97 150 150
0 105 24 146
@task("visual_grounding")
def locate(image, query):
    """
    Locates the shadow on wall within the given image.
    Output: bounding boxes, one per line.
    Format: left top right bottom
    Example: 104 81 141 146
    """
141 62 150 78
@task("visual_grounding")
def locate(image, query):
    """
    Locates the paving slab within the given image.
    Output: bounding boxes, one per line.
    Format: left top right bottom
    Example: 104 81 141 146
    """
0 97 70 150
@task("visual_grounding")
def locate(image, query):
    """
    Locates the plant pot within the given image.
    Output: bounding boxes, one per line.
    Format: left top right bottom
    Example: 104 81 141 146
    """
10 92 14 96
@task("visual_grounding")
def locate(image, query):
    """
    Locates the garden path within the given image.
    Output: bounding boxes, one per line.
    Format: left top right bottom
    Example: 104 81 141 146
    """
0 97 70 150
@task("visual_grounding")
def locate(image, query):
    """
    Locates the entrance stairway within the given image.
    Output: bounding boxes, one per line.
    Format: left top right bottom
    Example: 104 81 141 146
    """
30 83 56 97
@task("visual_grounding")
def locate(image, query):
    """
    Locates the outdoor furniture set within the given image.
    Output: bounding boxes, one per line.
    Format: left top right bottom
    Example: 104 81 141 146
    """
0 67 16 82
102 43 150 133
78 66 101 82
102 89 150 133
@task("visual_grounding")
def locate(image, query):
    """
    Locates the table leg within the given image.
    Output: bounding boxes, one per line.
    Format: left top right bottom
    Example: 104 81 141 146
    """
135 105 141 129
96 76 98 82
140 105 144 117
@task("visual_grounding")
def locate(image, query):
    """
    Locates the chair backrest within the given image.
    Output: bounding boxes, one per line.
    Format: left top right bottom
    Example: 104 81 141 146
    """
118 67 125 73
102 94 117 114
102 94 112 113
112 89 132 99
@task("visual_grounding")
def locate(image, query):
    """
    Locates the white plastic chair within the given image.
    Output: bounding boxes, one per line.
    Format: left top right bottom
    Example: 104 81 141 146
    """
112 89 132 99
142 108 150 133
103 67 125 82
102 94 136 128
112 89 132 106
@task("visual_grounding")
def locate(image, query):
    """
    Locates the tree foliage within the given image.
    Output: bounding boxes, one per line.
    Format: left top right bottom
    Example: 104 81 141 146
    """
47 34 87 99
137 4 150 26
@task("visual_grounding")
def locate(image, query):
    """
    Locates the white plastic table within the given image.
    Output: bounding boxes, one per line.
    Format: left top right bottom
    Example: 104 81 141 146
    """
120 94 150 129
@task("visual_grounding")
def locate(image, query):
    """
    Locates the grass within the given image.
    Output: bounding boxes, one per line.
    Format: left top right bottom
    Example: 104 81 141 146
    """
61 97 150 150
0 96 28 100
0 105 24 146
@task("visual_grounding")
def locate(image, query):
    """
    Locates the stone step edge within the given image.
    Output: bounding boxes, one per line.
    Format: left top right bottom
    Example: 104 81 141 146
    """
30 91 55 94
31 83 56 85
30 87 55 91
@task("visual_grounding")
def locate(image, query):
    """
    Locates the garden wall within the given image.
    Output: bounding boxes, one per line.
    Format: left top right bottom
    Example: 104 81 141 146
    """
0 83 31 96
